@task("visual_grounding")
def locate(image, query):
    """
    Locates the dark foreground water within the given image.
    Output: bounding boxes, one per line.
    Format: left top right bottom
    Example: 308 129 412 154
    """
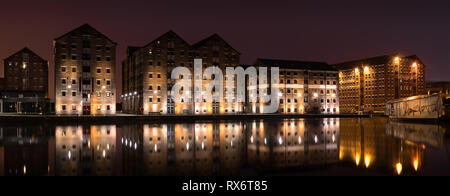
0 117 449 176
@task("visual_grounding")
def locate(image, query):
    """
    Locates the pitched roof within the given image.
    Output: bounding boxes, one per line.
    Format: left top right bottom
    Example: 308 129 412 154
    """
332 53 399 70
3 47 47 62
191 34 241 54
54 24 117 45
142 30 190 49
256 58 336 71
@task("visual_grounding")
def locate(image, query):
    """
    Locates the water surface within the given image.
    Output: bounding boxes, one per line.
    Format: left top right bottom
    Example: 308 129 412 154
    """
0 117 449 176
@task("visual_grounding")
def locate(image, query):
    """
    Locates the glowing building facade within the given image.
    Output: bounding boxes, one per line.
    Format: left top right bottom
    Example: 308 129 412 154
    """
122 31 241 115
54 24 117 115
248 59 340 114
333 54 426 113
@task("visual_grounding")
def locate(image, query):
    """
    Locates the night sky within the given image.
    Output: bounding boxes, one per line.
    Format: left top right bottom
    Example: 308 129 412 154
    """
1 0 449 100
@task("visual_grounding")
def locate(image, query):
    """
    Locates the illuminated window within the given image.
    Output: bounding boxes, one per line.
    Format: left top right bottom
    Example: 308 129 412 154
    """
97 105 101 111
72 105 77 111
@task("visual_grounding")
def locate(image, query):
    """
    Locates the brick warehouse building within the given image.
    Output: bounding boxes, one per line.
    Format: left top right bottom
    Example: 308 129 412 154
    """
54 24 117 115
122 31 241 115
333 54 426 114
0 48 51 113
248 59 340 114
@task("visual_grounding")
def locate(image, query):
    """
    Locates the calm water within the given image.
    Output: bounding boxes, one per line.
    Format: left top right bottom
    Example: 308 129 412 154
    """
0 117 449 176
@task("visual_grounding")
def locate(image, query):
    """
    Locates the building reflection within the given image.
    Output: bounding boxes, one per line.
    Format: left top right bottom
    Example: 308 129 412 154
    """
0 126 53 176
247 119 339 170
0 119 447 176
55 125 116 176
339 118 442 175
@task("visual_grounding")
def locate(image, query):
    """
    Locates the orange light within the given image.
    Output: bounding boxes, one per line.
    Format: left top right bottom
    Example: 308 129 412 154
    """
396 163 403 175
354 68 359 74
355 154 361 166
413 159 419 171
365 155 371 168
412 62 417 68
364 66 369 73
394 57 400 63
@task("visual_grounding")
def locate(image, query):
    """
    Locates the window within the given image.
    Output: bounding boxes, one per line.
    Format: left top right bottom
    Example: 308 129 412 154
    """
149 97 153 102
106 68 111 74
158 86 161 90
149 73 153 78
72 91 76 97
106 80 111 85
71 55 77 60
72 105 77 111
157 98 161 102
61 66 66 72
96 80 101 85
149 86 153 90
62 105 67 111
62 79 67 85
157 74 161 78
97 92 101 97
62 91 66 97
61 55 66 60
97 68 101 73
72 67 77 73
72 79 76 85
106 92 111 97
106 57 111 61
96 56 101 61
97 105 101 111
107 105 111 111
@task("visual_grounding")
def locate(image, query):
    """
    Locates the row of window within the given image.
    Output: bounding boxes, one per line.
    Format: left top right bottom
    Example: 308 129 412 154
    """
61 66 111 73
61 54 111 61
60 43 112 51
60 104 112 111
61 91 111 97
61 78 111 86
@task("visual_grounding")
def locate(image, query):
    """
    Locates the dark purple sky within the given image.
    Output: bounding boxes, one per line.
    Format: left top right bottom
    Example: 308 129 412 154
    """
1 0 449 100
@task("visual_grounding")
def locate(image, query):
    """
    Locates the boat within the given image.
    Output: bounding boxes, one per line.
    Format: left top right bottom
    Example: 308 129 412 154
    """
385 94 450 121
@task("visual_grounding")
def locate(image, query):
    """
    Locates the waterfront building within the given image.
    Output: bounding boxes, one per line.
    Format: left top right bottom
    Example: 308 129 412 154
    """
333 54 426 114
122 31 241 115
248 59 340 114
0 48 51 114
54 24 117 115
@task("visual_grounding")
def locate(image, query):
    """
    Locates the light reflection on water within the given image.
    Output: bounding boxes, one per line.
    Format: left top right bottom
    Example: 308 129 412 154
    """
0 117 448 176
